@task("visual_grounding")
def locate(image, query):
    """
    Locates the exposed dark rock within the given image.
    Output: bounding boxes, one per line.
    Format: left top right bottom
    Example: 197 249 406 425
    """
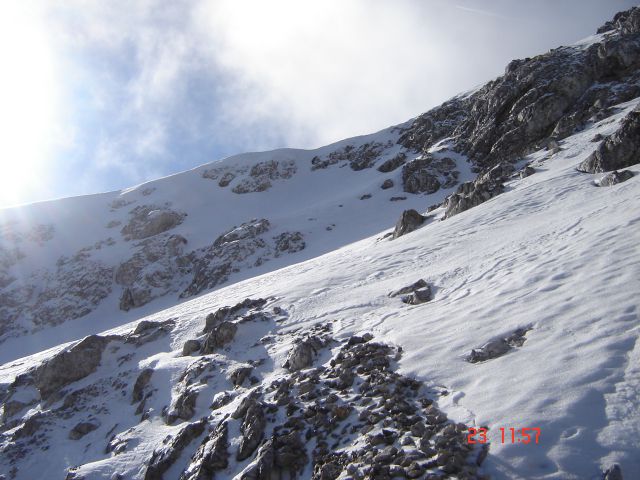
519 165 536 178
598 170 634 186
132 368 154 404
402 158 442 194
377 153 407 173
165 388 199 424
33 335 111 400
181 422 229 480
392 209 425 239
443 162 513 218
204 298 267 332
201 322 238 354
578 109 640 173
401 287 432 305
126 319 175 345
467 327 531 363
284 334 332 372
389 196 407 201
389 279 428 298
360 194 372 200
144 419 206 480
237 400 266 461
229 366 254 387
182 340 202 356
312 142 391 171
273 232 305 257
69 420 100 440
232 160 296 194
121 205 185 241
381 179 394 189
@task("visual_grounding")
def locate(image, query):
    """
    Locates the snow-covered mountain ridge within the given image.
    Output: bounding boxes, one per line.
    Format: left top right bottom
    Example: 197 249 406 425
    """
1 6 640 480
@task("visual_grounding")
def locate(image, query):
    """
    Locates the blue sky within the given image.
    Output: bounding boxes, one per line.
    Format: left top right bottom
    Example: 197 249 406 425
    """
0 0 637 208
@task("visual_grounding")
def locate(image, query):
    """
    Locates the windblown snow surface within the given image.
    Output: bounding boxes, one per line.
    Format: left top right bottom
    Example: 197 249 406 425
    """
0 98 638 479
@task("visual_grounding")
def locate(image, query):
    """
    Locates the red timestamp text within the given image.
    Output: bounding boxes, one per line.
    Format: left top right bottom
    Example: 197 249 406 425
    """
467 427 541 444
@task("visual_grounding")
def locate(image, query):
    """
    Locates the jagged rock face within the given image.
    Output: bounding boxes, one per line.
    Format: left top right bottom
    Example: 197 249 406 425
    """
180 422 229 480
401 156 459 194
121 205 186 241
32 335 111 400
181 220 305 298
442 162 514 218
392 209 425 239
577 108 640 173
232 160 297 194
399 11 640 173
377 152 407 173
201 321 238 354
311 142 393 171
144 419 206 480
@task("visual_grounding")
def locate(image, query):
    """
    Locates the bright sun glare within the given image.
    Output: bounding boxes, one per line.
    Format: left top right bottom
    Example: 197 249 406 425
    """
0 2 58 208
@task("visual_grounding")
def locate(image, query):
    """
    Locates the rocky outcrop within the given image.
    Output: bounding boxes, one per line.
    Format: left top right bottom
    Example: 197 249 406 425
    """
598 170 634 186
181 422 229 480
69 420 100 440
283 326 333 372
392 209 425 239
201 322 238 354
116 234 190 311
273 232 305 257
237 397 266 461
204 298 267 332
311 142 392 171
399 7 640 177
121 205 186 241
577 108 640 173
144 419 206 480
377 152 407 173
443 162 514 218
181 220 305 298
390 280 433 305
232 160 297 194
402 156 459 194
466 327 531 363
32 335 111 400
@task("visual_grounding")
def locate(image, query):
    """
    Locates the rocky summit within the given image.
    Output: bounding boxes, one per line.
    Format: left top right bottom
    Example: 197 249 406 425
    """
1 6 640 480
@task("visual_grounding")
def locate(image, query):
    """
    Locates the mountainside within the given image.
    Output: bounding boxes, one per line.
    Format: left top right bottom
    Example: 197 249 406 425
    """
1 6 640 480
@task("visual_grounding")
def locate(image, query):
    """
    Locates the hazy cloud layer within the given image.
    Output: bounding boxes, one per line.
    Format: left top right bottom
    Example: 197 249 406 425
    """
1 0 637 207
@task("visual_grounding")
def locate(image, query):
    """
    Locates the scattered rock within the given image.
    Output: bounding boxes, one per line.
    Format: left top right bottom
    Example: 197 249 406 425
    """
401 287 432 305
466 327 531 363
360 194 372 200
597 170 634 186
389 279 429 297
381 179 394 189
392 209 425 239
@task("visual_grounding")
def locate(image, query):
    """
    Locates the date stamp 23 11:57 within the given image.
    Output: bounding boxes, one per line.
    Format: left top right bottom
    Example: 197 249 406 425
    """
467 427 541 444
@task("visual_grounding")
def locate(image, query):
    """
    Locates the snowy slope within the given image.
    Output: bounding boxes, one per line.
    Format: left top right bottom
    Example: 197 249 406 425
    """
2 7 640 480
1 98 638 480
0 122 470 363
